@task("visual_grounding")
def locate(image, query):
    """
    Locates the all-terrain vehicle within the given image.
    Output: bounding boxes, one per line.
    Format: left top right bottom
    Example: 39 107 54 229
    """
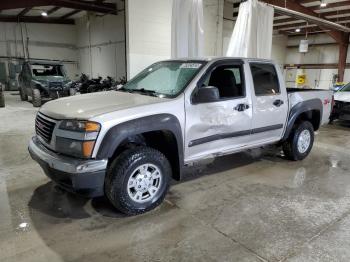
18 60 72 107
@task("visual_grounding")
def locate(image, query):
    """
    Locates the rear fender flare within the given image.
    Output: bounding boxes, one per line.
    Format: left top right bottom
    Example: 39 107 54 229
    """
282 99 322 141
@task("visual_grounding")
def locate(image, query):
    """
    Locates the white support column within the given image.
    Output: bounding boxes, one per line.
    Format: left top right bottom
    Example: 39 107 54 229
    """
126 0 172 79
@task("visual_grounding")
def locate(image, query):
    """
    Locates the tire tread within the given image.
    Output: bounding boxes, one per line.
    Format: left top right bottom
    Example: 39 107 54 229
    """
105 146 171 215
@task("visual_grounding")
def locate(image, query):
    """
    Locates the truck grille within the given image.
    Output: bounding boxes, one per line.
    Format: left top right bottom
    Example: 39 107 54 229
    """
49 82 63 89
35 113 56 143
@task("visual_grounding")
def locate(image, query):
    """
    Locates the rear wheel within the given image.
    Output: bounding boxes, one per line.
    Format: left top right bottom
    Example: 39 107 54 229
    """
283 121 314 161
32 89 41 107
105 146 171 215
19 86 28 101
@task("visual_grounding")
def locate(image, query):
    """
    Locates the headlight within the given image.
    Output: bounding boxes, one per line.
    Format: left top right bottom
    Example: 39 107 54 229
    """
59 120 100 132
56 120 101 158
34 80 48 88
56 137 96 159
64 81 73 89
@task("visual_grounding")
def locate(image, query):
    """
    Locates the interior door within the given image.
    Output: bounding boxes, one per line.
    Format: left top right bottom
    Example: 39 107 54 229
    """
184 61 253 162
249 62 288 143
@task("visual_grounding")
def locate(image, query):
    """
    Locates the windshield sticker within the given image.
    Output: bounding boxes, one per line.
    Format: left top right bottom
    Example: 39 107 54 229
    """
180 63 202 69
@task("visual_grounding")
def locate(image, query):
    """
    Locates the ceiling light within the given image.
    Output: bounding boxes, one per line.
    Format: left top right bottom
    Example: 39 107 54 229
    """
295 28 301 32
320 1 327 7
41 11 48 17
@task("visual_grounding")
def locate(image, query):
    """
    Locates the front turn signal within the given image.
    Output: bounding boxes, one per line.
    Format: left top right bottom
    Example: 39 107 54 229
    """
82 141 96 158
85 122 101 132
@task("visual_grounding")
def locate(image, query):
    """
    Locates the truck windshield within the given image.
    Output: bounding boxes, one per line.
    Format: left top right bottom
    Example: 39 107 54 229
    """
121 61 205 97
31 64 65 77
340 83 350 92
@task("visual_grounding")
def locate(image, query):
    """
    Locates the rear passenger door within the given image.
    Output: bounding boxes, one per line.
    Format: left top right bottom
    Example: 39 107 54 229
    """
249 62 288 143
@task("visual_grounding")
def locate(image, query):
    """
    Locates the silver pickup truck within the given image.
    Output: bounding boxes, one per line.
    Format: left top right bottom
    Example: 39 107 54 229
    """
29 57 332 215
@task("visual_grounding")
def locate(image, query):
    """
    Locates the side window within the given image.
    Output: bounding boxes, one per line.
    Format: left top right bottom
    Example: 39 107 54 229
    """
250 63 280 96
201 65 245 99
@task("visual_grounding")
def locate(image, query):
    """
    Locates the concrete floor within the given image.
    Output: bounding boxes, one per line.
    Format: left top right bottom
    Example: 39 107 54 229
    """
1 91 350 262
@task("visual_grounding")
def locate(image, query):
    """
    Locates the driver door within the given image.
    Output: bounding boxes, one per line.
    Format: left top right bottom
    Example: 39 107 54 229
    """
184 61 253 162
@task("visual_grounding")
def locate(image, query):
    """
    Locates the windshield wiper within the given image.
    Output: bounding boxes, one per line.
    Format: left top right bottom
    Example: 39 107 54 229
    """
134 88 161 97
116 87 132 93
117 87 161 97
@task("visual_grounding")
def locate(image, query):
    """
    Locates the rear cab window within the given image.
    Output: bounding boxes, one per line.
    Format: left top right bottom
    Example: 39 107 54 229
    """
250 63 280 96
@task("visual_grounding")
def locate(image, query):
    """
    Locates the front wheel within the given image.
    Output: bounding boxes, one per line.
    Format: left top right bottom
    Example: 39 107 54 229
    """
32 89 41 107
105 146 171 215
283 121 314 161
19 86 28 101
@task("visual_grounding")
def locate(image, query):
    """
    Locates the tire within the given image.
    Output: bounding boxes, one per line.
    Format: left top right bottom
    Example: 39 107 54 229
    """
69 88 77 96
105 146 171 215
283 121 314 161
32 89 41 107
19 86 28 101
0 91 4 108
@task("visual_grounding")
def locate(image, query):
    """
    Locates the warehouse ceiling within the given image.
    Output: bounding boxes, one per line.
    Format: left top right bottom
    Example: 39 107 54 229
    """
225 0 350 36
0 0 122 25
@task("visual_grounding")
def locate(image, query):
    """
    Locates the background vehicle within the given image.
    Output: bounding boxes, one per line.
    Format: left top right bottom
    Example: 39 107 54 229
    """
78 76 102 94
70 74 125 94
18 60 72 107
331 82 346 92
29 58 332 215
330 83 350 122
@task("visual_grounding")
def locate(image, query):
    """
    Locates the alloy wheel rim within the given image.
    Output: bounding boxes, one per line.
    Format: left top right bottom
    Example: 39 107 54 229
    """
297 129 311 154
127 163 162 203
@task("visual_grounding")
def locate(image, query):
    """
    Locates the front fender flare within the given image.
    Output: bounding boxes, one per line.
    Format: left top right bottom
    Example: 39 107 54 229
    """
96 114 184 177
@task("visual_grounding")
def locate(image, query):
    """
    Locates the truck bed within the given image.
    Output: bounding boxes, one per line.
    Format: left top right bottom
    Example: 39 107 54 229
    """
287 88 333 126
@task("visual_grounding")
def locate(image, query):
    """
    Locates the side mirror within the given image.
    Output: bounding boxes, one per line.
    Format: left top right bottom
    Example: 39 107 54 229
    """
193 86 220 103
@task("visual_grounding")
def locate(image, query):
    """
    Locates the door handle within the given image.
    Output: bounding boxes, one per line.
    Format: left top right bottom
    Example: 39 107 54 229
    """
234 103 250 112
273 99 284 107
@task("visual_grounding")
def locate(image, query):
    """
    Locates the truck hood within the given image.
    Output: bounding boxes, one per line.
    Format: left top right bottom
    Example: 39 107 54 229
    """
40 91 168 120
334 91 350 103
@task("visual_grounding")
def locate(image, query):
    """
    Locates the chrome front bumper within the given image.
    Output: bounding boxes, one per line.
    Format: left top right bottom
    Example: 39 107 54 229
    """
28 136 107 174
28 136 107 197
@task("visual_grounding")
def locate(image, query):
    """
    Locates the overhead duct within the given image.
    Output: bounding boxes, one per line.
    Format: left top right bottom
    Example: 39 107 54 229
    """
268 4 350 33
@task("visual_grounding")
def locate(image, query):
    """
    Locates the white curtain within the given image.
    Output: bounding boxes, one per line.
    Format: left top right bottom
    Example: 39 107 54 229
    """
171 0 204 58
226 0 274 59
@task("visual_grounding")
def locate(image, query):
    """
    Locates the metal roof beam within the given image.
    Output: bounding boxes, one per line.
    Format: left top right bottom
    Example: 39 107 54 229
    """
18 7 31 17
0 15 74 24
0 0 116 15
260 0 350 43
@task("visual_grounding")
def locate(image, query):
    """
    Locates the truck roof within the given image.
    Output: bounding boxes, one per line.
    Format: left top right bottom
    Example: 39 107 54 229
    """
164 57 275 63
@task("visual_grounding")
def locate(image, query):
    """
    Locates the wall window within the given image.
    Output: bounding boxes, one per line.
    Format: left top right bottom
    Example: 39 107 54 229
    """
250 63 280 96
202 65 245 99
